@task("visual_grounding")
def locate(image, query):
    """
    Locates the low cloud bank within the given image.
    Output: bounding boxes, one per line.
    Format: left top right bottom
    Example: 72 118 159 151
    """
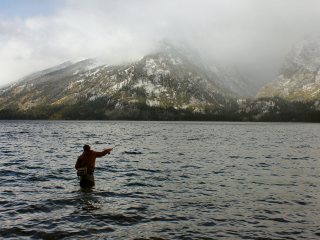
1 0 320 87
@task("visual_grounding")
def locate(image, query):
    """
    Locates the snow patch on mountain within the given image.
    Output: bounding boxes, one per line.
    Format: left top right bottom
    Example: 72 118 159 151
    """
144 58 170 77
134 80 167 96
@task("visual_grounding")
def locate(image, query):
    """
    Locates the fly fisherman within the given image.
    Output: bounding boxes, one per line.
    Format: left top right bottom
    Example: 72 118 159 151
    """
75 144 113 188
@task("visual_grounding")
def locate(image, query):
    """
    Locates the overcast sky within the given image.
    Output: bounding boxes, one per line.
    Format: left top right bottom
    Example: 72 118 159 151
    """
0 0 320 87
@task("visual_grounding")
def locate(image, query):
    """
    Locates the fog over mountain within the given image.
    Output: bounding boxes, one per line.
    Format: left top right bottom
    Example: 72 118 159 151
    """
257 36 320 100
1 0 320 88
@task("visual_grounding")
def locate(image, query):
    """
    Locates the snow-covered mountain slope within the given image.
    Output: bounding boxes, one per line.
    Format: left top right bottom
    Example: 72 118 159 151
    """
0 43 253 112
257 36 320 100
0 59 97 110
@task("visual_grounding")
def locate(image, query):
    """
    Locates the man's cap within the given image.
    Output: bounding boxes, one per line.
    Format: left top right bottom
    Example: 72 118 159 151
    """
83 144 91 151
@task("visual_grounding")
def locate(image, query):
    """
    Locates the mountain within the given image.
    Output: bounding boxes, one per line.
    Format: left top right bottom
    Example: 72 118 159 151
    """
4 42 318 122
154 42 258 97
257 36 320 100
0 59 97 110
207 65 258 97
0 43 253 119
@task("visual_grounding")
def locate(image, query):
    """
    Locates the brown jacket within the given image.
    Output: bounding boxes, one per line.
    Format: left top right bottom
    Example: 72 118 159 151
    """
75 149 111 173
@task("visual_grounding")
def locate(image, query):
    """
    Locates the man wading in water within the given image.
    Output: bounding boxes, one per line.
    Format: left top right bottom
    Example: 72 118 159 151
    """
75 144 113 188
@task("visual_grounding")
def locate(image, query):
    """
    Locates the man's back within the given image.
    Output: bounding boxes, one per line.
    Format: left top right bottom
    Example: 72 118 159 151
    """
75 148 112 172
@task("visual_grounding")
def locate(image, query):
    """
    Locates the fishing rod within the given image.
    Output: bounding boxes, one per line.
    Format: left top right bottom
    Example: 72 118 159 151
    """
104 144 120 152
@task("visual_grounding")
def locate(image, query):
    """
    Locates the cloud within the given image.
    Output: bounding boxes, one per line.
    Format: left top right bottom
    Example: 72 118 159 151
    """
1 0 320 87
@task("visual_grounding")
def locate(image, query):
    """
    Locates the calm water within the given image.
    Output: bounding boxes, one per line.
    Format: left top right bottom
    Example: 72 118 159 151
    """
0 121 319 239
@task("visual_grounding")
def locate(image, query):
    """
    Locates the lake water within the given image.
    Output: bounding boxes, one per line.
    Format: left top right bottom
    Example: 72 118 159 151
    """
0 121 319 239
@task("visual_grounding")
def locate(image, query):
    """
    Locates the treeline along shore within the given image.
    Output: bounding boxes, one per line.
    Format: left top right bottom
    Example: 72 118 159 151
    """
1 97 320 122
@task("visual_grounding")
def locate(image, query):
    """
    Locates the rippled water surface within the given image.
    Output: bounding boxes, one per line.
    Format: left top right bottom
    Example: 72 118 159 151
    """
0 121 319 239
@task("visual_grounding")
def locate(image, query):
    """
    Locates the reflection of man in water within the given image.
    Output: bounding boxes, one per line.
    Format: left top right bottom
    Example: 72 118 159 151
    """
75 144 112 188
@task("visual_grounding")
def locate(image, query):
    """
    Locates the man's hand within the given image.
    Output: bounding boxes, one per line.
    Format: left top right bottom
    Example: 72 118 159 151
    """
104 148 113 154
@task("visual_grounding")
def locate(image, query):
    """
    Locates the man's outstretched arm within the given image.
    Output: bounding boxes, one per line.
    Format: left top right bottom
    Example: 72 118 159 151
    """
94 148 113 158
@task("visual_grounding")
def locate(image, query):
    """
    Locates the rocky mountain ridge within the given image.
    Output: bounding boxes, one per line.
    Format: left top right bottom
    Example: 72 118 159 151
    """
1 41 320 121
0 43 254 113
257 36 320 100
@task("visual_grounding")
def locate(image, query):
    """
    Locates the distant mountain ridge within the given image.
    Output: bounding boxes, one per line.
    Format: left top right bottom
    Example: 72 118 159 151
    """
257 36 320 100
1 41 320 121
0 59 97 110
0 42 254 112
